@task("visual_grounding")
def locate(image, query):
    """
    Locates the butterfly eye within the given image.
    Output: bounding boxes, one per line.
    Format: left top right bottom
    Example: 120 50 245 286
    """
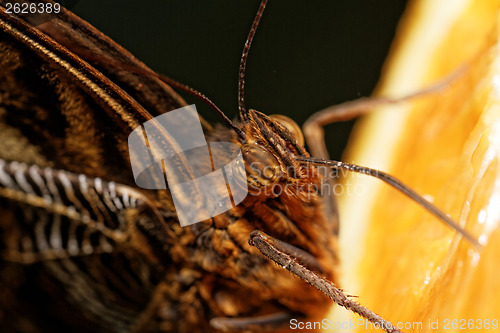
269 114 305 147
240 144 281 192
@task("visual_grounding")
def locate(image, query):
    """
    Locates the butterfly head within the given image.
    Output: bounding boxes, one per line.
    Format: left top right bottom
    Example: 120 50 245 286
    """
234 109 320 197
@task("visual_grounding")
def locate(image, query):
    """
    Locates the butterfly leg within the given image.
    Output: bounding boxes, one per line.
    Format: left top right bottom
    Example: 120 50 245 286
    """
302 68 464 159
248 230 403 333
299 80 455 235
301 72 464 235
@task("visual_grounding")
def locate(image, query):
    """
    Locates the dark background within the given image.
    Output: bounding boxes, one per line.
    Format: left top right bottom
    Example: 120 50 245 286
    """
69 0 408 160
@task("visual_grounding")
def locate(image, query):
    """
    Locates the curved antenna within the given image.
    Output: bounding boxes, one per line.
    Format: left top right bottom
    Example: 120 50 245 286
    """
294 156 481 249
156 73 246 140
238 0 268 121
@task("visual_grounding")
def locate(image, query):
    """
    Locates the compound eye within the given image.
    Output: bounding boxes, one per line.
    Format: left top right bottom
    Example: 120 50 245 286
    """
241 144 281 191
269 114 305 147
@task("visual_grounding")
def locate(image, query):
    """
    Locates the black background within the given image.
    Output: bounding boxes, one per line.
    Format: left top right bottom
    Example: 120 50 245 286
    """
70 1 408 160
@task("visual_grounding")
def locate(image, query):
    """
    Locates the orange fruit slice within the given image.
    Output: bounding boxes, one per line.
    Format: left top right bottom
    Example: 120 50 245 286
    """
325 0 500 332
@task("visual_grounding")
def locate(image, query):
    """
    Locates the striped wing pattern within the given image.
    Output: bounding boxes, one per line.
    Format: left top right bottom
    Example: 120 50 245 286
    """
0 158 177 332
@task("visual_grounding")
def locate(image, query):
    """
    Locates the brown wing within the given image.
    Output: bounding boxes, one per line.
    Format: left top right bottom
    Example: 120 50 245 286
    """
0 1 208 332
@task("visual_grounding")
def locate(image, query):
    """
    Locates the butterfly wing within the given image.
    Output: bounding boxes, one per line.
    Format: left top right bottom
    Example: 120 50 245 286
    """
0 2 209 332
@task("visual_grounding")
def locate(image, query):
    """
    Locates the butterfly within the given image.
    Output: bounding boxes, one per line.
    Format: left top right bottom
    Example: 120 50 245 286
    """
0 1 477 332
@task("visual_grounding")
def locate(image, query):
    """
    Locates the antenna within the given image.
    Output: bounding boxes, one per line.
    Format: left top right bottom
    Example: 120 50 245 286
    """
294 156 481 249
238 0 268 121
